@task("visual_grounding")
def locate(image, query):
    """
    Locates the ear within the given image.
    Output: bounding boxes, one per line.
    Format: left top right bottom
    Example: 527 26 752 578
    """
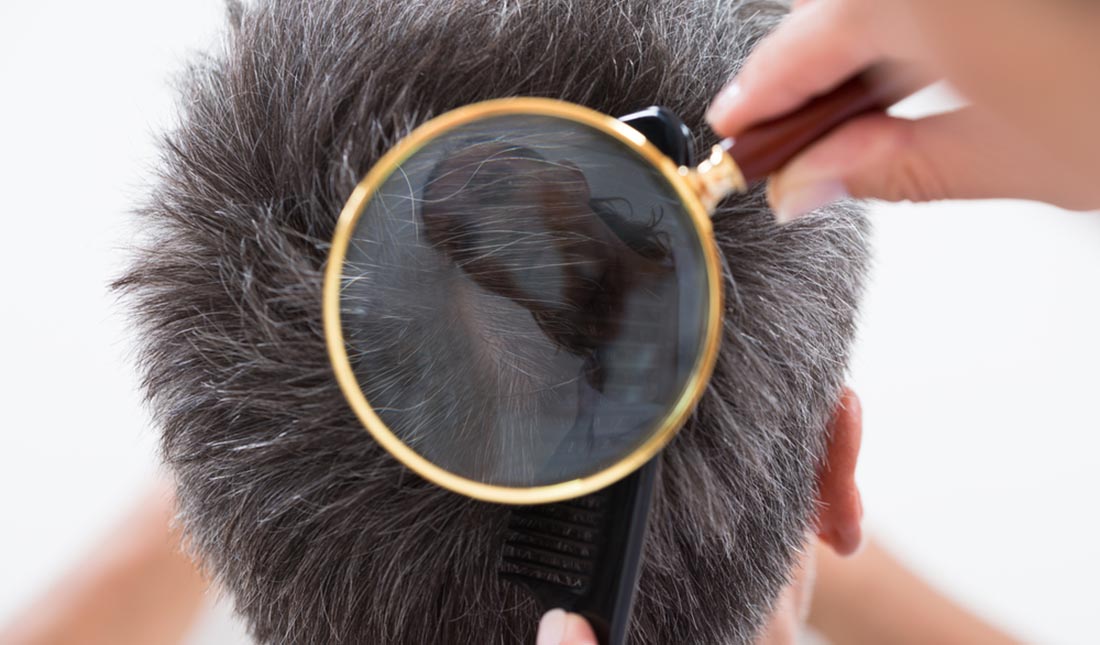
816 387 863 556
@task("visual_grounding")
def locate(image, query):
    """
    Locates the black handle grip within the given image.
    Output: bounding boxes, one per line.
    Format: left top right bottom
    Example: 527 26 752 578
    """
571 458 660 645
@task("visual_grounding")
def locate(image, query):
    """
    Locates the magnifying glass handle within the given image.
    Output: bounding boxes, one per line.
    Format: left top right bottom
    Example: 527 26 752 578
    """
722 63 928 185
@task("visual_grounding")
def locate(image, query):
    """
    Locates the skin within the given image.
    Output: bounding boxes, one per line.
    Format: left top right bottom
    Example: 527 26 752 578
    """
809 539 1021 645
0 483 207 645
538 388 867 645
1 390 866 645
705 0 1100 220
536 388 1021 645
0 401 1017 645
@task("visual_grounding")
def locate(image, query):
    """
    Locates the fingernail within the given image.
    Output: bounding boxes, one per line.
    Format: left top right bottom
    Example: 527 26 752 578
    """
770 179 849 224
706 81 741 128
537 609 568 645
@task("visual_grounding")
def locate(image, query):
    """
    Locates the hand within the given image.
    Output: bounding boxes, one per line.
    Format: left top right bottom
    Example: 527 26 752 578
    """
0 482 207 645
532 593 818 645
706 0 1100 220
536 610 599 645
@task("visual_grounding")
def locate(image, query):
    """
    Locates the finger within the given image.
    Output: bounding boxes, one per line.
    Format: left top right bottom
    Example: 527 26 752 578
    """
537 610 599 645
560 614 599 645
767 107 1099 221
707 0 882 136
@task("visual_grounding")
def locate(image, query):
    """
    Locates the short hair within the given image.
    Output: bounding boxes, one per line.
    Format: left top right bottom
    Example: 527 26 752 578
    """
117 0 870 643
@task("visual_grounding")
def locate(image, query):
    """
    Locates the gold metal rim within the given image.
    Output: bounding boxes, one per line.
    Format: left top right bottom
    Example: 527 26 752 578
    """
323 97 723 505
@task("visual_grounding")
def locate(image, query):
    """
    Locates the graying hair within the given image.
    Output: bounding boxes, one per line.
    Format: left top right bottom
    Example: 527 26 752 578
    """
116 0 869 643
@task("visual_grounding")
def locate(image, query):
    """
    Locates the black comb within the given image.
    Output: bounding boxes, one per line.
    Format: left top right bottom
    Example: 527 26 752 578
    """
499 107 693 645
501 459 660 645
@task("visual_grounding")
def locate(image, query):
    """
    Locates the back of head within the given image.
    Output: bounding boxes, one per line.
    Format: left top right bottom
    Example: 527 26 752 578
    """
118 0 870 642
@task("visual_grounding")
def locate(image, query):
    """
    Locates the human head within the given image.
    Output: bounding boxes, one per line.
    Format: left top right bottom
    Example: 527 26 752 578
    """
117 0 870 642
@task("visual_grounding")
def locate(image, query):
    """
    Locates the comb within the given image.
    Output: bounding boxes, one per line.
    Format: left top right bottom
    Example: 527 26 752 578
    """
498 107 691 645
501 459 660 645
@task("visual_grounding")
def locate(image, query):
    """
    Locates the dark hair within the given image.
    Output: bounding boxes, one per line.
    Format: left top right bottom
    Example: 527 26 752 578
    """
116 0 869 642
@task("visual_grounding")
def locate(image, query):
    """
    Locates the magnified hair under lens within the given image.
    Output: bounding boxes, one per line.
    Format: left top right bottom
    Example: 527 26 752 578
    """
325 100 722 504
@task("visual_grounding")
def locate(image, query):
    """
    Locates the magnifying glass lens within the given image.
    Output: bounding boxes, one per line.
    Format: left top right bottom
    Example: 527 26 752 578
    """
337 112 713 490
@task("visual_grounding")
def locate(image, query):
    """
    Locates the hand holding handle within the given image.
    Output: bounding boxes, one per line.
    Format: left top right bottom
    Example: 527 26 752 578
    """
723 63 923 184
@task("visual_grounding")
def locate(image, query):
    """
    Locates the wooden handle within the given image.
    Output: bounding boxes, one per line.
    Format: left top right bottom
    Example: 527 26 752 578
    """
723 63 919 184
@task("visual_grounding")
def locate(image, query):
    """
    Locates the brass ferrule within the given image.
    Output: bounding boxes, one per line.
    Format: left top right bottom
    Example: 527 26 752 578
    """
683 144 747 213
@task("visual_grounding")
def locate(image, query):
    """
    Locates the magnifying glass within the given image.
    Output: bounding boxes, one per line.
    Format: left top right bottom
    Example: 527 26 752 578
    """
324 65 908 505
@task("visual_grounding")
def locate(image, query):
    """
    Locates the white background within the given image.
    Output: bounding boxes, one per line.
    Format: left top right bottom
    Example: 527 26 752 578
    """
1 2 1097 644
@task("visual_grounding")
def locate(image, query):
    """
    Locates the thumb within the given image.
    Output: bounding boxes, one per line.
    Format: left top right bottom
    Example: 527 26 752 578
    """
767 107 1099 221
537 610 599 645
